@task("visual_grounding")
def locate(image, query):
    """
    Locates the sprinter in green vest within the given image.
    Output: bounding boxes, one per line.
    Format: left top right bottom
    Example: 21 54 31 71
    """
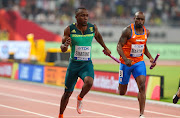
58 7 111 118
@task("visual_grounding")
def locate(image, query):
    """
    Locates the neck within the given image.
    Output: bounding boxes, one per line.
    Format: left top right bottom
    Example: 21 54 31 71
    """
134 25 144 34
76 23 87 31
135 26 143 31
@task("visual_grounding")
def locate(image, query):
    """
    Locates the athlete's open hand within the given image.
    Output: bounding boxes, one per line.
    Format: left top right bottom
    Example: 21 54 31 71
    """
65 37 71 47
124 59 132 67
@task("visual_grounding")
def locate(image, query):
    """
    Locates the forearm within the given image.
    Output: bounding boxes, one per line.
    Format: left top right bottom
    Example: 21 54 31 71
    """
117 43 127 61
144 46 153 59
96 35 107 49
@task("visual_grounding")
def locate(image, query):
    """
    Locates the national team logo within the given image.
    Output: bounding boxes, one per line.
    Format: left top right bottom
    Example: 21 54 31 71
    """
89 27 93 32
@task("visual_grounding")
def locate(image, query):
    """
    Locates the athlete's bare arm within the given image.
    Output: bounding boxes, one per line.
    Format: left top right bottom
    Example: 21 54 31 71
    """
144 30 153 60
117 26 132 67
60 26 71 52
144 29 156 66
94 24 111 55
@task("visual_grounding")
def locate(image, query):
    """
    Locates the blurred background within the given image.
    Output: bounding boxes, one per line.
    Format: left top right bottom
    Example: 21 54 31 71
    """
1 0 180 26
0 0 180 103
1 0 180 42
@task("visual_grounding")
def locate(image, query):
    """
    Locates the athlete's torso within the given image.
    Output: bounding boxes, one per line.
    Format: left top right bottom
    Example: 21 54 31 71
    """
120 23 148 65
69 23 95 61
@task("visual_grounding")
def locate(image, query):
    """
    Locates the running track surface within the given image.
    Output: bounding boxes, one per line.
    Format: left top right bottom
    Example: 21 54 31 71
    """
0 78 180 118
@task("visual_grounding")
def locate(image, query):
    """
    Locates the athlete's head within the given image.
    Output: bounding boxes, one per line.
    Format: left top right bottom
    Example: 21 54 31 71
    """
75 7 88 26
134 11 145 28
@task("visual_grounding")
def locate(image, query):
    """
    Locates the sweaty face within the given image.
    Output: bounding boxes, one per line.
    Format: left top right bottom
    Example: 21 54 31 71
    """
134 13 145 28
76 9 88 26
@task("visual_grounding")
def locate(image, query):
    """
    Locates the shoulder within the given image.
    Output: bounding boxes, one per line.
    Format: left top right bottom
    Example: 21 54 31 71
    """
146 28 150 37
86 22 96 30
88 23 96 32
91 23 98 33
69 23 75 27
88 22 95 27
124 25 131 32
69 23 75 30
143 25 150 35
122 25 131 37
64 26 70 32
68 23 77 34
64 26 70 36
146 28 150 34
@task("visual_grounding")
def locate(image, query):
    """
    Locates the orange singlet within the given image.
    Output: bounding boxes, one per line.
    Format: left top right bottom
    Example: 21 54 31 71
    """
120 23 147 65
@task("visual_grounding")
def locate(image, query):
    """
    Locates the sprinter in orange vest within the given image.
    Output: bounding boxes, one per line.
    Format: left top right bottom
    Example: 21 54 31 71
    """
117 11 156 118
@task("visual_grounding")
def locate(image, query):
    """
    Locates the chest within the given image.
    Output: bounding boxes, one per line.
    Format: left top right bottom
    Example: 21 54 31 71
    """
70 33 94 45
70 27 94 45
128 34 147 44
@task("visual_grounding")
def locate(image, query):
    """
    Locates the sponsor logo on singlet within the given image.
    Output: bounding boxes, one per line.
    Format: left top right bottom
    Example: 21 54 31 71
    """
74 46 91 61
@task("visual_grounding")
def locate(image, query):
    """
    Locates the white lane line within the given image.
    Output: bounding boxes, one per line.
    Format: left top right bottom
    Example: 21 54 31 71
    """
0 115 37 118
84 99 180 118
0 85 179 118
0 104 54 118
0 92 122 118
60 116 111 118
0 78 179 108
0 81 179 108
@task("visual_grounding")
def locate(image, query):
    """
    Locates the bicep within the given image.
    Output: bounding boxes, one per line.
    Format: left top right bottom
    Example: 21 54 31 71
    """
145 44 147 49
147 29 150 38
62 26 70 44
119 35 127 46
94 24 101 39
144 45 149 53
118 28 130 46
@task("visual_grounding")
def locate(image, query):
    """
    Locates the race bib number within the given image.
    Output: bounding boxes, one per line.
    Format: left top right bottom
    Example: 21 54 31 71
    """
130 44 144 57
74 46 91 60
119 70 123 77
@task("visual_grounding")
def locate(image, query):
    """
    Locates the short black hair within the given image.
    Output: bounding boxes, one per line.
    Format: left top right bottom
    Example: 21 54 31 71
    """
75 7 87 14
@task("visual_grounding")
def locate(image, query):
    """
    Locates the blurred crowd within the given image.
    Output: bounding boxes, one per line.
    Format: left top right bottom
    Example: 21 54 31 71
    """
1 0 180 27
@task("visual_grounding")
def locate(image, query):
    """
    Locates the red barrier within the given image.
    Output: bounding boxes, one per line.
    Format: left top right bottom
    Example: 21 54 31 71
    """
0 62 13 78
76 70 162 100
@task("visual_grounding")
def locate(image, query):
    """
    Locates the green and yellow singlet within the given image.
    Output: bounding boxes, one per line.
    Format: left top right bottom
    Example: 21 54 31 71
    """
69 22 95 61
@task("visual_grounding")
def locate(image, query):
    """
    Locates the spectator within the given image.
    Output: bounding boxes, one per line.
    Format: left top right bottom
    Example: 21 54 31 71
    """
1 0 180 26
